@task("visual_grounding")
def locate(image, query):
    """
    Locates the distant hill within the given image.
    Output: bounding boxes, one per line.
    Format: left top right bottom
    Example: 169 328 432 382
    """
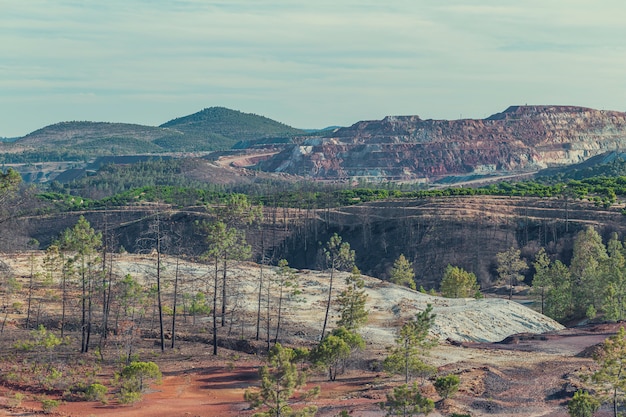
0 107 304 162
258 105 626 183
536 150 626 180
160 107 304 143
13 121 178 150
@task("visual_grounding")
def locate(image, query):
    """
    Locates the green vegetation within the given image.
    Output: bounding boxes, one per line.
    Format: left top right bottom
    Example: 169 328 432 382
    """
496 247 527 300
389 254 416 290
41 398 61 414
591 326 626 417
433 374 460 401
29 153 626 216
244 343 319 417
84 382 108 402
567 390 599 417
201 193 259 354
116 361 162 403
160 107 304 143
320 234 355 340
531 227 626 322
66 159 218 199
379 382 435 417
2 109 304 163
311 327 365 381
272 259 302 344
532 248 572 320
439 265 480 298
13 324 63 352
9 150 626 415
58 216 102 353
336 266 369 331
383 304 437 384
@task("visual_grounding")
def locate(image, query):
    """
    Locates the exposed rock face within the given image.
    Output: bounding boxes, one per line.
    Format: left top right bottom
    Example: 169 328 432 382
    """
260 105 626 181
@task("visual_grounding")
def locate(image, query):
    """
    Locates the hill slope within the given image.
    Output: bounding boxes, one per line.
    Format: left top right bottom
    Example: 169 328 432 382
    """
160 106 304 143
0 107 304 161
258 105 626 182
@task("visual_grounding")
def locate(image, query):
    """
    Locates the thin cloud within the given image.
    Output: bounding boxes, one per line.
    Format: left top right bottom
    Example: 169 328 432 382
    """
1 1 625 136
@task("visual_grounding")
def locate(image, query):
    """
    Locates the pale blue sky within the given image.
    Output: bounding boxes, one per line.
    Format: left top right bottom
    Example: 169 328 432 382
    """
1 0 625 137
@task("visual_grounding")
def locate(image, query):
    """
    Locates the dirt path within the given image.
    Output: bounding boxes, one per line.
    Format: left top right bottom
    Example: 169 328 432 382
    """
215 150 279 168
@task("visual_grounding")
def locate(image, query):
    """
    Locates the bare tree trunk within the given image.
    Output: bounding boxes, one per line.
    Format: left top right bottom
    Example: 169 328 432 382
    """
101 213 109 339
321 262 335 340
156 241 165 351
266 268 272 352
26 254 34 329
256 229 264 341
0 310 8 335
221 259 227 327
86 267 92 353
213 257 218 355
99 250 115 356
81 259 87 353
61 260 67 339
274 281 284 344
171 257 180 349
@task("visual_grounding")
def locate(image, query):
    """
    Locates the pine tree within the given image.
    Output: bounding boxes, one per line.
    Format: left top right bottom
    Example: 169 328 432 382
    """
531 248 552 315
336 266 369 331
603 233 626 322
592 326 626 417
496 247 527 300
544 260 573 322
59 216 102 353
389 254 416 290
433 374 460 401
320 234 355 340
383 304 437 384
244 343 319 417
379 382 434 417
440 265 479 298
567 390 599 417
199 220 251 355
570 226 608 316
273 259 301 344
209 194 261 329
311 327 365 381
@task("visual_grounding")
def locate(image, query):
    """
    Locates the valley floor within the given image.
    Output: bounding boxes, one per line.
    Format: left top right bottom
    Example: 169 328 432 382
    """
0 322 622 416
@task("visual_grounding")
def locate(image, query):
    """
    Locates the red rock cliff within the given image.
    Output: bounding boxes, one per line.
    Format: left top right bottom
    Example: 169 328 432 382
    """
259 105 626 181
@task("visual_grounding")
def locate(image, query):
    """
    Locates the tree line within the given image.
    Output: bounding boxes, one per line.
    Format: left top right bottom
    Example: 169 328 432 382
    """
532 226 626 323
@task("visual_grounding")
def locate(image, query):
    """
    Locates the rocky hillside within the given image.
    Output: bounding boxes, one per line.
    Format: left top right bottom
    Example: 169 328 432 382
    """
6 193 626 290
259 105 626 182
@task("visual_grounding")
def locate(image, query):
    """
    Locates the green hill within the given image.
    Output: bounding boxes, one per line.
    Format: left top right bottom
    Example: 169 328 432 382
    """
160 107 304 143
0 108 304 162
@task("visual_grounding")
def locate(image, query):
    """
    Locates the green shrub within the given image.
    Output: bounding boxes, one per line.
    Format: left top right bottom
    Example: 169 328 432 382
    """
85 383 108 403
434 374 460 400
118 390 142 404
8 392 25 408
41 399 61 414
115 361 161 403
567 390 599 417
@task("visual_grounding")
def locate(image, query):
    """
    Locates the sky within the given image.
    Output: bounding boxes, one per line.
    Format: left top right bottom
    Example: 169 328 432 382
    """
1 1 625 137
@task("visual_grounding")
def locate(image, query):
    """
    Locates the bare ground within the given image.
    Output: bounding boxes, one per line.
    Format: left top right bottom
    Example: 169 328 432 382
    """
0 252 619 416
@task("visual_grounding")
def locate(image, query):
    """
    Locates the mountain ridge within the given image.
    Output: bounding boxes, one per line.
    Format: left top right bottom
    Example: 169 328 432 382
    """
257 105 626 182
0 107 305 160
3 104 626 184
